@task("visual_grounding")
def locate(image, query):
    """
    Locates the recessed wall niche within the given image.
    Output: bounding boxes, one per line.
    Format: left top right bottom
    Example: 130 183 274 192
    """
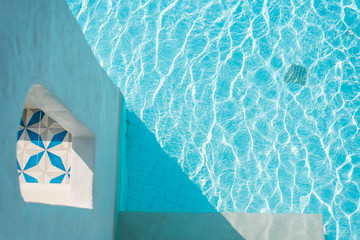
17 84 94 209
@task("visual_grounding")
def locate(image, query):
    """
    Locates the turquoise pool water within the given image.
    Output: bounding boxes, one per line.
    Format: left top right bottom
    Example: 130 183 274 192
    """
66 1 360 239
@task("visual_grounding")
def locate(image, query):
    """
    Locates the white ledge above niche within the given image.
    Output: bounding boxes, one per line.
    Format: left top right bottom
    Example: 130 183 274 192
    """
17 84 95 209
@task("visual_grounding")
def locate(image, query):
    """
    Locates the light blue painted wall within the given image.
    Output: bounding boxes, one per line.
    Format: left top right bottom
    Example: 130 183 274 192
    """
0 0 126 239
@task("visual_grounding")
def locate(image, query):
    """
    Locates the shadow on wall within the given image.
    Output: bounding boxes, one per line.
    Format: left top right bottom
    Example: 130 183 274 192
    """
126 110 215 212
118 212 247 240
124 111 246 240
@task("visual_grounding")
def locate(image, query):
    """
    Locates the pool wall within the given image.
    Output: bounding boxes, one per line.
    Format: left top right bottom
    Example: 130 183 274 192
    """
117 212 324 240
0 0 126 239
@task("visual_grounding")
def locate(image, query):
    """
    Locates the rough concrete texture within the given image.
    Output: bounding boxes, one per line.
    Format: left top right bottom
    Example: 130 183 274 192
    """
0 0 125 239
117 212 324 240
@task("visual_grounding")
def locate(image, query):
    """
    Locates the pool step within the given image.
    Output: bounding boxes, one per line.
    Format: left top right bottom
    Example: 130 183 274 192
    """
116 212 324 240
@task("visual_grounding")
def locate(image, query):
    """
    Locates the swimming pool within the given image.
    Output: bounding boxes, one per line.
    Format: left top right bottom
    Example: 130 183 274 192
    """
66 0 360 239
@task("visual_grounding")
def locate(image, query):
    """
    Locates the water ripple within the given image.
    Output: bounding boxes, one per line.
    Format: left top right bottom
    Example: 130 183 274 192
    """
66 0 360 239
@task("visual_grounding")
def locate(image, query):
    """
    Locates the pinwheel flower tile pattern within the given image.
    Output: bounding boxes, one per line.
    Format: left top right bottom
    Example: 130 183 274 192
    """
16 109 72 184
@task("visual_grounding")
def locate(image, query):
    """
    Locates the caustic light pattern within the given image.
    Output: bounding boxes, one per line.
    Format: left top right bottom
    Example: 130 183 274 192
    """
66 0 360 239
17 109 72 184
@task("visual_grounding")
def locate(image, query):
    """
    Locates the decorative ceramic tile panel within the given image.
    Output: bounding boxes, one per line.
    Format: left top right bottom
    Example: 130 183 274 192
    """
17 109 72 184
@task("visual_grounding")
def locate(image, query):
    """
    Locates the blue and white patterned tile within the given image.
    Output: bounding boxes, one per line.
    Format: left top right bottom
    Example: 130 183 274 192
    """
26 109 45 127
44 151 68 172
23 171 44 183
18 172 26 183
44 172 69 184
46 116 63 129
24 150 45 172
16 108 72 184
46 129 71 151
